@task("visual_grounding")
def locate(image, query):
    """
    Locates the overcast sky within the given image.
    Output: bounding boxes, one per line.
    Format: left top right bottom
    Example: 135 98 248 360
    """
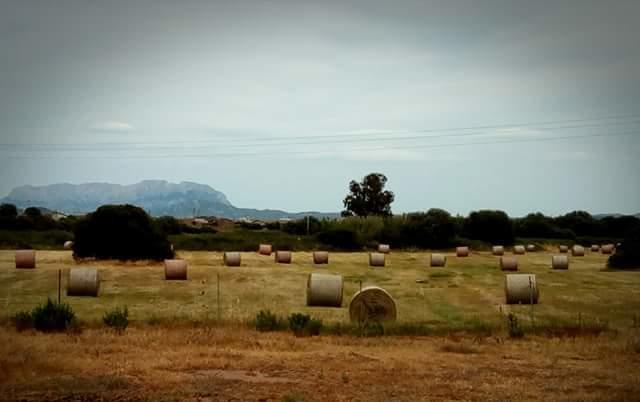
1 0 639 216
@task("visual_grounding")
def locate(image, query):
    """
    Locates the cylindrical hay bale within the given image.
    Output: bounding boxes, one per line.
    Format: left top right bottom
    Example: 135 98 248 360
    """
513 245 526 255
15 250 36 269
499 256 518 271
63 241 74 250
378 244 390 254
349 286 397 323
492 246 504 256
551 255 569 270
590 244 600 252
559 245 569 253
306 273 343 307
258 244 272 255
456 246 469 257
67 268 99 297
369 252 385 267
505 274 539 304
601 244 615 254
526 244 536 252
572 245 585 257
165 259 187 280
313 251 329 264
223 252 241 267
275 250 292 264
430 253 447 267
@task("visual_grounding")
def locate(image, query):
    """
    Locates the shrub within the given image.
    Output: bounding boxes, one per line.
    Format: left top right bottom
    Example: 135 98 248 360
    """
31 298 76 332
103 306 129 334
11 311 33 331
608 226 640 269
73 204 174 261
288 313 322 337
464 210 515 245
507 313 524 338
317 228 362 250
255 310 283 332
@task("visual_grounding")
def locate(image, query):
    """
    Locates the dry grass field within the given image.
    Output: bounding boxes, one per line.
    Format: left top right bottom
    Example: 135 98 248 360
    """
1 248 640 401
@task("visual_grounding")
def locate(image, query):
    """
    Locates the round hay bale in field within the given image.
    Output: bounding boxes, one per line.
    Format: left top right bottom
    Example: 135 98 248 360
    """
258 244 272 255
313 251 329 264
601 244 615 254
165 259 188 280
63 241 74 250
430 253 447 267
500 256 518 271
369 252 385 267
492 246 505 256
572 245 585 257
505 274 539 304
513 245 526 255
551 255 569 270
378 244 390 254
526 244 536 252
67 268 99 297
223 252 241 267
349 286 397 323
456 246 469 257
306 273 343 307
591 244 600 252
275 250 292 264
15 250 36 269
559 245 569 253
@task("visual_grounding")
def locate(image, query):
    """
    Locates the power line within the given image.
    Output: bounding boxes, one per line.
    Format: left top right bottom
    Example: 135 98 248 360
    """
4 130 637 160
1 113 639 148
2 118 639 152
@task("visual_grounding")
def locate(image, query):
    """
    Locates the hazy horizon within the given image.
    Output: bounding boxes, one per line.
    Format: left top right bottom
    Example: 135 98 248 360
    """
1 1 639 216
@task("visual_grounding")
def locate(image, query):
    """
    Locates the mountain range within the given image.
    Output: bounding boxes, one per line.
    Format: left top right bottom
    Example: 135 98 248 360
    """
1 180 339 220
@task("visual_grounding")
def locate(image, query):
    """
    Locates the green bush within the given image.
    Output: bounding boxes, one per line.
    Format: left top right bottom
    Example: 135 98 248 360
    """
288 313 322 337
507 313 524 338
73 204 173 261
31 298 76 332
316 229 362 250
464 210 515 246
11 311 33 331
255 310 284 332
103 306 129 333
608 226 640 269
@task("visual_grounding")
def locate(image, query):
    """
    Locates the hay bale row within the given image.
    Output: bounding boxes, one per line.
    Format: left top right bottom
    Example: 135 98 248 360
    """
224 252 241 267
63 241 74 250
275 250 292 264
492 246 504 256
165 259 187 280
306 273 343 307
378 244 390 254
526 244 536 252
456 246 469 257
572 245 585 257
505 274 538 304
551 255 569 270
369 252 385 267
313 251 329 264
559 245 569 253
513 245 526 255
591 244 600 252
500 256 518 271
15 250 36 269
349 286 396 323
67 267 99 297
430 253 446 267
258 244 272 256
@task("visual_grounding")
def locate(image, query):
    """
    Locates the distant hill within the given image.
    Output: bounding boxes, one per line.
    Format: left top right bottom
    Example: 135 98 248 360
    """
1 180 339 220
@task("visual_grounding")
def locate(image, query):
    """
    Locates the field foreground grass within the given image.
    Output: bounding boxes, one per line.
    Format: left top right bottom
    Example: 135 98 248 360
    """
1 326 639 401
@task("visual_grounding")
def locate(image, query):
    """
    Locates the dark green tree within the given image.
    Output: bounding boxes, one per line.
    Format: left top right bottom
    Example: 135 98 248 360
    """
464 210 515 245
73 204 174 261
342 173 394 217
